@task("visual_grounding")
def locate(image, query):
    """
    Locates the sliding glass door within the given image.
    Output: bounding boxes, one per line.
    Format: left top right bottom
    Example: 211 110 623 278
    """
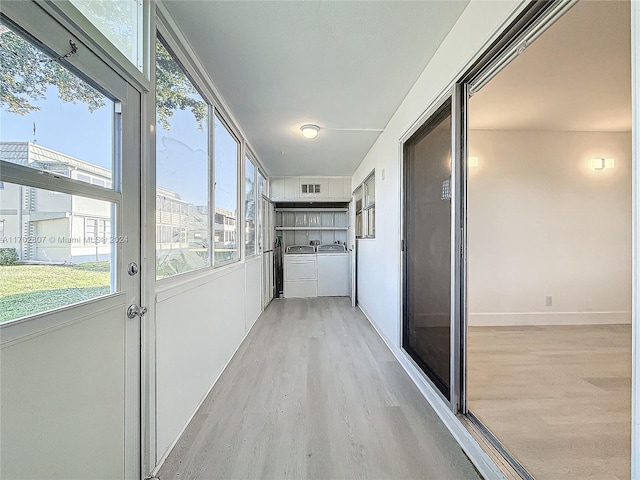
402 87 464 408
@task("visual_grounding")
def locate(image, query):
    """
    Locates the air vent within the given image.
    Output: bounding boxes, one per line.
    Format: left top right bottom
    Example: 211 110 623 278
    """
301 183 321 194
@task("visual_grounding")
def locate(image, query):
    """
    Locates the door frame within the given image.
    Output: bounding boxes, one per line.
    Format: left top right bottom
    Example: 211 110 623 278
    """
454 0 631 475
0 2 144 477
261 194 274 308
399 85 464 411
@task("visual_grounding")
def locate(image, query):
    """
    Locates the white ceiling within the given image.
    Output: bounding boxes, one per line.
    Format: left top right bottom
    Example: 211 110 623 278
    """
470 0 631 132
162 0 469 176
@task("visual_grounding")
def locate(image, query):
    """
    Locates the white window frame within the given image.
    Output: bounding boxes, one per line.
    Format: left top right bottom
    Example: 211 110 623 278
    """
244 154 259 258
213 111 241 268
354 170 375 239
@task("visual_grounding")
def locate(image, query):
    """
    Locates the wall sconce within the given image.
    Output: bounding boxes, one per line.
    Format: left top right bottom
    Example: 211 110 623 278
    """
468 156 479 168
591 158 614 170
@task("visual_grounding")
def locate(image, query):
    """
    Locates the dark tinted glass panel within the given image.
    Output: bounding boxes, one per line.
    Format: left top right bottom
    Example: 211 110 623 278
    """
403 103 452 399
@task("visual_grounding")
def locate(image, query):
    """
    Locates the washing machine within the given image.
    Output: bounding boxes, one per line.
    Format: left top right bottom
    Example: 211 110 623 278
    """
316 244 350 297
283 245 317 298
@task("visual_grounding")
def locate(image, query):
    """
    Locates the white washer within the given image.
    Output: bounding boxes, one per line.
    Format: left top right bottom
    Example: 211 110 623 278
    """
316 244 350 297
284 245 317 298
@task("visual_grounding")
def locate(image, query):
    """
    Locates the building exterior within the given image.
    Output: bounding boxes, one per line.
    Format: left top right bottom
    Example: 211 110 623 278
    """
1 142 238 264
0 142 112 263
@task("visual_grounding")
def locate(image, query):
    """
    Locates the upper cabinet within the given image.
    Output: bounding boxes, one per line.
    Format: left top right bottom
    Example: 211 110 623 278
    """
270 176 352 202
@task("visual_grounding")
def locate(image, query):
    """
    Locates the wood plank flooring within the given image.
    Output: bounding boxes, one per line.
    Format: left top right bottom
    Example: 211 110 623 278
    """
467 324 631 480
158 298 481 480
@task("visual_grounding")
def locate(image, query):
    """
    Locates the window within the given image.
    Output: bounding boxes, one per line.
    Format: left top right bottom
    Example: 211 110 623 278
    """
0 184 115 323
155 37 210 279
364 172 375 237
258 170 266 198
214 114 239 265
355 171 375 238
70 0 144 71
0 22 119 324
355 185 363 238
245 156 256 257
84 218 98 242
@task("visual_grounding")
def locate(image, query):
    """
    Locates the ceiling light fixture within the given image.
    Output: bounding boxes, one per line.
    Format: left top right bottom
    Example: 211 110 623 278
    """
300 124 320 139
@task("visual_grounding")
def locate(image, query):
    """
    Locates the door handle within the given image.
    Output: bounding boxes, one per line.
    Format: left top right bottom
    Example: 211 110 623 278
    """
127 304 147 319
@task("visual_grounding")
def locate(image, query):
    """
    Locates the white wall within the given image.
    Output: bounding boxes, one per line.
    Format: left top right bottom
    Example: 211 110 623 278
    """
352 0 522 346
1 299 128 479
351 0 640 476
468 129 632 326
155 259 262 464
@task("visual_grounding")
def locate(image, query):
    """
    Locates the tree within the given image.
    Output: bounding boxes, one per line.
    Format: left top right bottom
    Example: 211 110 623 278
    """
0 29 104 115
0 26 206 129
155 40 207 131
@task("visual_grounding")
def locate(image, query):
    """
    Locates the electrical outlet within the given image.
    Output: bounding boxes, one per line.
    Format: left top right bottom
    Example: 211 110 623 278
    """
545 295 553 307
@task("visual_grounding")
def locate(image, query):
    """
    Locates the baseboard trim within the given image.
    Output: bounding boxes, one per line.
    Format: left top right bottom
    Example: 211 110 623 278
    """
357 303 507 480
468 311 631 327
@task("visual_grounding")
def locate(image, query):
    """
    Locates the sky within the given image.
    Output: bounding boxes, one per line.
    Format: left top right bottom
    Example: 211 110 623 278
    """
1 85 112 169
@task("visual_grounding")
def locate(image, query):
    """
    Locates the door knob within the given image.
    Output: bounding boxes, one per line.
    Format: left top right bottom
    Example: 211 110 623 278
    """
127 304 147 319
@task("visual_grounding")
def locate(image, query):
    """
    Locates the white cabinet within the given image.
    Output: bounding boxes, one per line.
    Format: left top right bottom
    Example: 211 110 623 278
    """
328 177 351 198
284 177 300 198
271 178 285 199
270 176 350 201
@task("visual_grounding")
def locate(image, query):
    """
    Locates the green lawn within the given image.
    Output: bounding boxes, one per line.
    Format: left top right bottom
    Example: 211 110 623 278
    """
0 264 111 323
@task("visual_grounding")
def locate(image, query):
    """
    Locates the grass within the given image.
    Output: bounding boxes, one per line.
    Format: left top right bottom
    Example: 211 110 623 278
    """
0 263 111 323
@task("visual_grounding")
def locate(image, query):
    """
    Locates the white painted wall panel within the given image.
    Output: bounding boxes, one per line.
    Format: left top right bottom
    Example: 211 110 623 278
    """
468 130 632 326
271 178 285 198
156 265 247 460
1 309 126 479
245 257 262 331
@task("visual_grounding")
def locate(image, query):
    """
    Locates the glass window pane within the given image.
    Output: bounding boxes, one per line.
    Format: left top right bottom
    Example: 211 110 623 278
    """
0 182 115 324
258 170 266 198
70 0 142 70
403 107 452 399
356 211 363 238
365 174 375 207
214 116 239 265
0 24 114 186
245 157 256 257
355 186 363 212
155 38 210 280
367 206 375 237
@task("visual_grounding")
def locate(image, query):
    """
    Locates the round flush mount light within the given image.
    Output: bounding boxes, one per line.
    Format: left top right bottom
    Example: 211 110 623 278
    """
300 124 320 139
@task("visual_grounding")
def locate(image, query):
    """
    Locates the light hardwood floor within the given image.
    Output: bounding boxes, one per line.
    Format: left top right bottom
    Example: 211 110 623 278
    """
158 297 481 480
468 324 631 480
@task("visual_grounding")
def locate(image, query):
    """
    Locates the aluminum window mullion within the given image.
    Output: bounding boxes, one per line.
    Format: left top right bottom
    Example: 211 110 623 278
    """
209 103 215 268
0 160 121 205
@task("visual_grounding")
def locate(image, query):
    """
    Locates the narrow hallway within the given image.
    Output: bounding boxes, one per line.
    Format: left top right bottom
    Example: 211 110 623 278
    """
158 298 480 479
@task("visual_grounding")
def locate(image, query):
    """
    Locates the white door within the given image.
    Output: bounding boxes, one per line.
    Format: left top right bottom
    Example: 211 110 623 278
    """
0 6 141 479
